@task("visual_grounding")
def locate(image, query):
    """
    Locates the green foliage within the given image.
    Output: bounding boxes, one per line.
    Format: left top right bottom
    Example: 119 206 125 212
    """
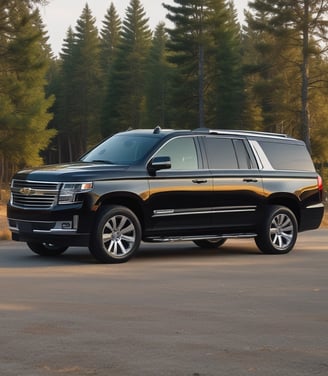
51 5 102 161
242 11 298 134
0 1 55 181
99 3 122 137
247 0 328 152
309 63 328 165
102 0 152 135
163 0 244 129
213 1 244 129
1 0 327 176
73 4 102 152
100 3 121 74
144 22 173 128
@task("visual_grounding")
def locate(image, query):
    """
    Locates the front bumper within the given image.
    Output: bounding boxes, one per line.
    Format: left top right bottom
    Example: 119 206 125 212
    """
8 217 90 246
7 202 95 246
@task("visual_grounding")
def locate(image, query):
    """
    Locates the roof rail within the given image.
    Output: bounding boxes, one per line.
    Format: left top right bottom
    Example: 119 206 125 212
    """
192 127 287 137
203 129 288 138
193 127 210 133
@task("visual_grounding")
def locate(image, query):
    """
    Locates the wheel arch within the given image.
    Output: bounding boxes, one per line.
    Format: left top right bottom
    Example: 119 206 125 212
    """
266 194 300 227
96 192 145 230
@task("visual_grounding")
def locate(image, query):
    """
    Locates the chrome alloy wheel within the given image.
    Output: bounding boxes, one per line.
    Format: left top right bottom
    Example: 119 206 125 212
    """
269 213 294 250
102 214 137 257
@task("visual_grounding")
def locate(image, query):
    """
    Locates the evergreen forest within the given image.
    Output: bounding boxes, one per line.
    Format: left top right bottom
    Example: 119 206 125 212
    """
1 0 328 191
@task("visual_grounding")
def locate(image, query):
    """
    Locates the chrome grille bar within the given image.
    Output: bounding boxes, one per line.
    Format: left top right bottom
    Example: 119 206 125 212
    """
11 180 60 209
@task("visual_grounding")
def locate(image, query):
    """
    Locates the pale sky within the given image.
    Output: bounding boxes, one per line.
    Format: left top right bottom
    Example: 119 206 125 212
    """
40 0 249 57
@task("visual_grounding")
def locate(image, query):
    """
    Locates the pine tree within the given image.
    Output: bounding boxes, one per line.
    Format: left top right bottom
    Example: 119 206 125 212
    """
163 0 243 129
50 6 102 161
213 1 244 129
43 58 62 164
100 3 121 74
145 22 172 128
164 0 209 128
103 0 151 135
248 0 328 151
99 3 121 137
49 27 78 162
242 9 292 133
73 4 102 154
305 55 328 172
0 1 55 185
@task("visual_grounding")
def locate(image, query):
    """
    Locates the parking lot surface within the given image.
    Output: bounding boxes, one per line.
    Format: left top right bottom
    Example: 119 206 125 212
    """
0 230 327 376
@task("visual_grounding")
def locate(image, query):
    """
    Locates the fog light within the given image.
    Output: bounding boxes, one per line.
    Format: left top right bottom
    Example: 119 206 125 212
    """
62 222 72 229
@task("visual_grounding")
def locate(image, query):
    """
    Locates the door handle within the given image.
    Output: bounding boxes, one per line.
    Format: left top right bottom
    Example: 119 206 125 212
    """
243 178 258 183
192 179 208 184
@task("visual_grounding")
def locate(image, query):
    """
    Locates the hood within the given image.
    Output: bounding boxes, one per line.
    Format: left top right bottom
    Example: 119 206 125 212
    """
13 162 132 182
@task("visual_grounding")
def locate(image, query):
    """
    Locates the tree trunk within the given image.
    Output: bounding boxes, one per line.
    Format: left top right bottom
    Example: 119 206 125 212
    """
0 155 3 201
301 0 311 153
199 44 205 128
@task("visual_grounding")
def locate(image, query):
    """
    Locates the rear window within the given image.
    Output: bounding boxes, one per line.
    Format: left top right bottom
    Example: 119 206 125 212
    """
259 141 314 171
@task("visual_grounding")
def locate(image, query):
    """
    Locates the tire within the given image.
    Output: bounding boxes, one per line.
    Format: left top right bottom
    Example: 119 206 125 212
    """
255 205 298 254
193 239 226 249
27 242 68 256
89 205 142 263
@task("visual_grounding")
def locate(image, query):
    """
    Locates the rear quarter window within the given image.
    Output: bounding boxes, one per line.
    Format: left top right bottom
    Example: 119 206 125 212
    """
259 141 315 171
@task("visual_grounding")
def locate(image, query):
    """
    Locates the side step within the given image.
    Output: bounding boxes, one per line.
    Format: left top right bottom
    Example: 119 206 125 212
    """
146 233 257 243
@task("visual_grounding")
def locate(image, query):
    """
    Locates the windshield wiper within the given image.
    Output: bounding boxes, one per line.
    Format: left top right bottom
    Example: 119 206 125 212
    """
90 160 114 164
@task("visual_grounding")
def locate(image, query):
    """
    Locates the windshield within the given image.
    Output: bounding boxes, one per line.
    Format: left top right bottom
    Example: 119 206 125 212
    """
81 133 160 165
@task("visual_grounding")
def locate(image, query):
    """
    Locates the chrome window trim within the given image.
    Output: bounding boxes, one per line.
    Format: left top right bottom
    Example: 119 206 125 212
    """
248 140 273 170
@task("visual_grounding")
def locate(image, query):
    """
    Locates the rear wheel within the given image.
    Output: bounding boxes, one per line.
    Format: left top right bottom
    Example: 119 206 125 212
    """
193 239 226 249
27 242 68 256
255 205 298 254
89 205 141 263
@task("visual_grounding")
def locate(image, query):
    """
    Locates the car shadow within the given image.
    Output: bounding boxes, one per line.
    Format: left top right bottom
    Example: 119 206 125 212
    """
136 242 260 260
1 240 261 268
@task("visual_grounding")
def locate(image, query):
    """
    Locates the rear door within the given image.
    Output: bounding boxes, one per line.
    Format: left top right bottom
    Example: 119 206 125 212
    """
202 136 264 232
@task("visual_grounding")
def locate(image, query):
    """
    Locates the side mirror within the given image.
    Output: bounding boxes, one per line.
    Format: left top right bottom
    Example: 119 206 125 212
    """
148 156 171 175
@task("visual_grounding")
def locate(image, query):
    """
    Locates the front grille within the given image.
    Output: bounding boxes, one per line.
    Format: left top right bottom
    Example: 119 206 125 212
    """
11 180 60 209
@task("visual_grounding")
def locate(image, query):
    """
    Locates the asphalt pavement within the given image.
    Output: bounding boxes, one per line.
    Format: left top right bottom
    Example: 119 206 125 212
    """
0 230 327 376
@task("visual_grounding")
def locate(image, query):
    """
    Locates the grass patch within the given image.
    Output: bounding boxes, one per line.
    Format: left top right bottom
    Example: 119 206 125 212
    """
321 207 328 228
0 203 10 240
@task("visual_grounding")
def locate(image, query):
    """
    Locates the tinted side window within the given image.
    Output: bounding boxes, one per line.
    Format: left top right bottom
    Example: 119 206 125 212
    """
154 137 198 170
233 139 254 169
205 138 238 169
259 141 314 171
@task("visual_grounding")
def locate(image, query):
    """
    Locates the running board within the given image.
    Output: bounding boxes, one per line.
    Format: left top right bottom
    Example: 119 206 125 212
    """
146 233 257 243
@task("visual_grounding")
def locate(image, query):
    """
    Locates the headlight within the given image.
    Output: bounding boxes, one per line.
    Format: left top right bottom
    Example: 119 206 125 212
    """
58 182 93 204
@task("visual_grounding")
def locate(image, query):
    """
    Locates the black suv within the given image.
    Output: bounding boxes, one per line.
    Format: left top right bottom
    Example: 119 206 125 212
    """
7 127 324 263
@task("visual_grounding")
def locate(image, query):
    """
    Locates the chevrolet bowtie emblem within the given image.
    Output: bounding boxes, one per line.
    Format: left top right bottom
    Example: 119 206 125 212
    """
19 187 35 195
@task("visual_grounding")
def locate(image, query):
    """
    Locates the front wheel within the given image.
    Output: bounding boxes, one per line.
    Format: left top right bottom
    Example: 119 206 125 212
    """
89 205 142 263
255 205 298 254
27 242 68 256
